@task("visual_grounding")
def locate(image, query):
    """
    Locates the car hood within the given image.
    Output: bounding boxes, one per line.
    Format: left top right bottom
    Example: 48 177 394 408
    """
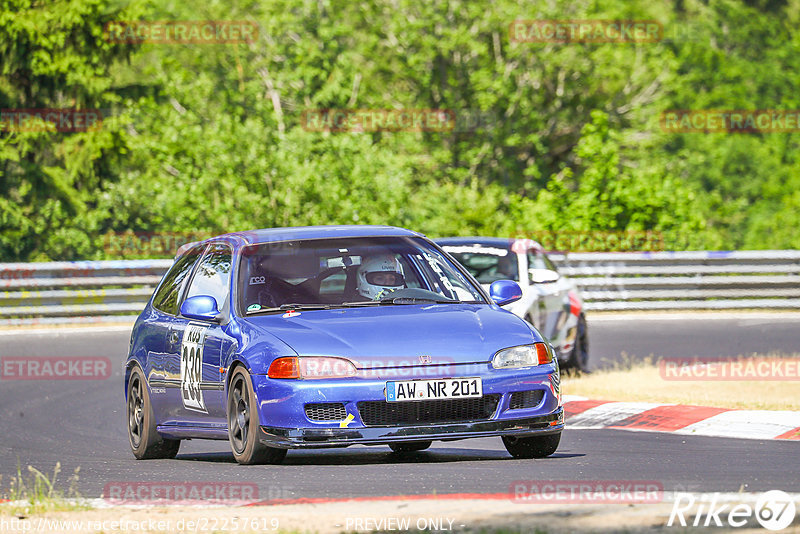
241 304 539 367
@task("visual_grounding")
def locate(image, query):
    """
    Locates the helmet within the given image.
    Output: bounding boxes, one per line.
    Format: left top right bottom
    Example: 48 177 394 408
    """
357 254 405 300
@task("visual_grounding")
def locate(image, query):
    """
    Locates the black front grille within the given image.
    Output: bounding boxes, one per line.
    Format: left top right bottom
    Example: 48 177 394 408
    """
509 390 545 410
305 403 348 421
357 395 500 427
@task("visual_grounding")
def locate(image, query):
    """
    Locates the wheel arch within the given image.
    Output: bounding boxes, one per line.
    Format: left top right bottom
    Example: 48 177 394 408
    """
124 358 145 402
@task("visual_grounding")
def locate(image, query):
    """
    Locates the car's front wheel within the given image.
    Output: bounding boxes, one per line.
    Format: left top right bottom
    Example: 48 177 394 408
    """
502 432 561 459
388 441 432 453
127 366 180 459
567 313 589 372
227 367 287 465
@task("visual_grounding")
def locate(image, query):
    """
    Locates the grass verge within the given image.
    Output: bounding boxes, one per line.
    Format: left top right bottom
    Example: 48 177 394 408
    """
0 462 88 515
562 352 800 411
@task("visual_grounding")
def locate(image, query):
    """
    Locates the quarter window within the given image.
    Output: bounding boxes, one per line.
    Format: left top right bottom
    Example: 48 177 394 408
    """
185 243 233 310
152 245 206 315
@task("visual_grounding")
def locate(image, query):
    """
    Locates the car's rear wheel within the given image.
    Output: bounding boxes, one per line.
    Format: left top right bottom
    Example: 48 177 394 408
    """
502 432 561 459
567 313 589 371
127 366 180 459
227 367 287 465
388 441 432 453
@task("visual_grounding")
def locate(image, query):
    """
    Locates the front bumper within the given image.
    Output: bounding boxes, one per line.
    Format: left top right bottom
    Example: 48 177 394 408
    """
258 408 564 449
250 361 563 449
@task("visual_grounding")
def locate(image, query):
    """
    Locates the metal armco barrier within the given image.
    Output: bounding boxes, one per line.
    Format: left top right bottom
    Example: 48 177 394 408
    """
0 260 172 325
0 251 799 324
548 250 800 311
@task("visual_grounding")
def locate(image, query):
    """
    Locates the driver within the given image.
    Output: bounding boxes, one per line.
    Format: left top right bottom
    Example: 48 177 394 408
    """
357 254 405 300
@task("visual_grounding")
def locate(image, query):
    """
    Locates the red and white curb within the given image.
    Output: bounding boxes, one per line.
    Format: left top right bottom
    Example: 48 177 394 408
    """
563 396 800 441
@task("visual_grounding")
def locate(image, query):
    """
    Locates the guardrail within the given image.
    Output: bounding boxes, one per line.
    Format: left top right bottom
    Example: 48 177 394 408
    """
0 260 172 325
0 251 798 324
549 250 800 311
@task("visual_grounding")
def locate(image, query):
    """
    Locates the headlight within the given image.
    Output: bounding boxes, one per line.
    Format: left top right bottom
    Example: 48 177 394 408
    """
268 356 358 379
492 343 552 369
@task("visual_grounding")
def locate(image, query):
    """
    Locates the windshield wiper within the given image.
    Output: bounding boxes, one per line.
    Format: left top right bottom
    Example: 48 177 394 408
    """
248 298 480 315
246 303 332 315
387 297 461 304
342 297 471 306
339 300 393 307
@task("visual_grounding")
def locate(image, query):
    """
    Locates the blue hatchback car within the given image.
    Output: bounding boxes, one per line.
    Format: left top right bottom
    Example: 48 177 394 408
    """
125 226 564 464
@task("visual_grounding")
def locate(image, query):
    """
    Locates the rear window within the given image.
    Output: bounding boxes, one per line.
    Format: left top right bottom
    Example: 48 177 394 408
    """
442 245 519 284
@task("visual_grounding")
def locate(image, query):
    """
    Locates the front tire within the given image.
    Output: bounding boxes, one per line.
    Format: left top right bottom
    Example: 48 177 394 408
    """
227 367 287 465
502 432 561 459
127 366 180 459
567 313 589 371
389 441 432 453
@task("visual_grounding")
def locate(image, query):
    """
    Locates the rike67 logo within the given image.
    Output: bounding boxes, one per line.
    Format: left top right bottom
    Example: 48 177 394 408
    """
669 491 796 530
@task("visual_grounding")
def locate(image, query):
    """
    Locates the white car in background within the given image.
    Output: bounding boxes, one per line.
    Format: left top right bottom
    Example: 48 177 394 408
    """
437 237 589 371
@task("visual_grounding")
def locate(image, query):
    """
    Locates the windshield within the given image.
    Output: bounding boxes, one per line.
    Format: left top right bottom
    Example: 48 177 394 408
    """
238 236 485 314
441 245 519 284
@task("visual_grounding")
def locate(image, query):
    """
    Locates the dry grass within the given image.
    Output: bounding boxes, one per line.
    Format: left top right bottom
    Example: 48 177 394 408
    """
562 353 800 411
0 462 87 515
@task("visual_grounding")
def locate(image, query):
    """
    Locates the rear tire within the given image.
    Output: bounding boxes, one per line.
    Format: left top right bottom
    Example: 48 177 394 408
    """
227 367 287 465
389 441 432 453
127 366 180 459
567 313 589 372
502 432 561 459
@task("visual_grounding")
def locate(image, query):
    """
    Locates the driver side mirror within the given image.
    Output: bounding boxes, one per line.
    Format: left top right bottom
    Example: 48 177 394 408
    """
180 295 221 322
529 268 560 284
489 280 523 306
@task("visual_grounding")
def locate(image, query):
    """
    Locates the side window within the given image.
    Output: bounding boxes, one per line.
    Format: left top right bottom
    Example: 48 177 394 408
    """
319 270 347 296
527 251 548 271
152 245 206 315
542 252 558 272
185 243 233 310
527 250 558 281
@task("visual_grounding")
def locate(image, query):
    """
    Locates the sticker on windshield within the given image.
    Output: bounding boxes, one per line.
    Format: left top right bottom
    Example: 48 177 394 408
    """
180 323 208 413
424 253 455 293
249 276 265 285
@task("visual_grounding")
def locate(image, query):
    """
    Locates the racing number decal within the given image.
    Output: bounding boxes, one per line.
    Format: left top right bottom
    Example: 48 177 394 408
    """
180 323 208 413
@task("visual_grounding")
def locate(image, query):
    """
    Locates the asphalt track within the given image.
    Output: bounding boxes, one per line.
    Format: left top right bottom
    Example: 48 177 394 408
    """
0 313 798 502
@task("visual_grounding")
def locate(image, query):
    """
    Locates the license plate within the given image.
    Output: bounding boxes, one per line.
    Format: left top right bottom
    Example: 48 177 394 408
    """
385 377 483 402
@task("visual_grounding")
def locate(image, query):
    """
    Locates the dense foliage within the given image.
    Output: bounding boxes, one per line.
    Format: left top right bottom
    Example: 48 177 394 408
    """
2 0 799 260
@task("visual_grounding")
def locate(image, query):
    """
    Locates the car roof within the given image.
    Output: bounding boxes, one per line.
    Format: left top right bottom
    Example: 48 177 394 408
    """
174 226 427 259
220 225 423 246
435 236 515 248
436 236 544 253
